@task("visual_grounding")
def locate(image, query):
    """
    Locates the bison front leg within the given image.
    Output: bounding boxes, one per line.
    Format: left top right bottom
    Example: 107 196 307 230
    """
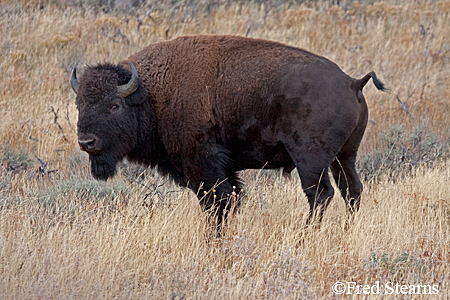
181 147 242 230
197 172 242 229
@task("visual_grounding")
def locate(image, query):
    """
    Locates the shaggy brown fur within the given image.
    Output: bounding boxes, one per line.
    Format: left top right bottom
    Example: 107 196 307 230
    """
72 35 385 227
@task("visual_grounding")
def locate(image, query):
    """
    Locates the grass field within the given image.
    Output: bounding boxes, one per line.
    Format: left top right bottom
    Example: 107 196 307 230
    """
1 0 450 298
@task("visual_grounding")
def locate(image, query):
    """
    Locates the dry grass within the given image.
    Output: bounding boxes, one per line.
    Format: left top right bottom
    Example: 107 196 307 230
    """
0 1 450 298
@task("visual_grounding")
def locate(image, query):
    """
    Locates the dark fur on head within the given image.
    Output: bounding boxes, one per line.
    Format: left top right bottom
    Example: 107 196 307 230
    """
76 63 152 180
77 63 147 106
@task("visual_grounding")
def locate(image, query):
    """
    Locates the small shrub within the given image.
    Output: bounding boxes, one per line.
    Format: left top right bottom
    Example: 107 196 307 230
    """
33 178 131 210
358 124 450 181
0 146 33 174
364 251 437 283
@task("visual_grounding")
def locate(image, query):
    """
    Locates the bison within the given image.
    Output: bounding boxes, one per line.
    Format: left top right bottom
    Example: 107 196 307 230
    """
70 35 385 227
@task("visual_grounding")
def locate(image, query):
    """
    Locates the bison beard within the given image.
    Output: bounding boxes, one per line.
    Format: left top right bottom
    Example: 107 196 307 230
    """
71 35 386 231
89 153 120 181
88 137 138 181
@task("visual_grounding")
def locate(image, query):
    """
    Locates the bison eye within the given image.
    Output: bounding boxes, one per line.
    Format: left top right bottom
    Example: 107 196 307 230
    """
111 104 120 110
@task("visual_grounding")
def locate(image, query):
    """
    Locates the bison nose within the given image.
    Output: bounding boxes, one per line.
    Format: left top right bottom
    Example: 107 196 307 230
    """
78 133 101 155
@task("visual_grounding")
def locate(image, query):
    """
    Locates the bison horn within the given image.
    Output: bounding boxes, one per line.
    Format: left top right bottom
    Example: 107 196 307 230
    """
118 62 140 98
71 67 79 94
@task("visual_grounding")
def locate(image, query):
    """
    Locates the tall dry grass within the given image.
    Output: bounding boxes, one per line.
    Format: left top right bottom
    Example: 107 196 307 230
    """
1 0 450 298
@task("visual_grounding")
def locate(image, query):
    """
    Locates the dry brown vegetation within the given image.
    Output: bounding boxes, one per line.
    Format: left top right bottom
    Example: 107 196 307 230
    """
1 0 450 299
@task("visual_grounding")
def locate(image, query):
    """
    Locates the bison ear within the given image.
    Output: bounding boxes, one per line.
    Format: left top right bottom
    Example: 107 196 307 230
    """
124 84 148 106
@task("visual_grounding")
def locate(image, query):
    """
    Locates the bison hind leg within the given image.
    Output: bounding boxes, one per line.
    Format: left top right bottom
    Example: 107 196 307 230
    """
284 146 335 225
330 108 367 219
330 153 363 216
299 167 335 226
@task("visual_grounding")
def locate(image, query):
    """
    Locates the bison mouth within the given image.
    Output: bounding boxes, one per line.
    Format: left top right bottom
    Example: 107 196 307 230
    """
89 152 122 181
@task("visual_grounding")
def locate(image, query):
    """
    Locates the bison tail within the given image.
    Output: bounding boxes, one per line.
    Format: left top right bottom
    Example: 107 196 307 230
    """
354 71 386 92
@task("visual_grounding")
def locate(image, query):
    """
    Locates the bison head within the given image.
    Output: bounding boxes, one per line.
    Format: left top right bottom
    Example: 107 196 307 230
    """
71 62 147 180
